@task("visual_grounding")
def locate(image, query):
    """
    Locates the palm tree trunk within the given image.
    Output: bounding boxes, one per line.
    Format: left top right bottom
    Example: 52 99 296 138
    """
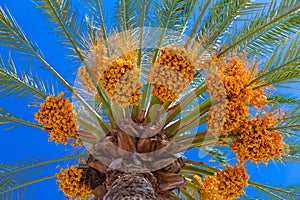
100 170 183 200
103 171 157 200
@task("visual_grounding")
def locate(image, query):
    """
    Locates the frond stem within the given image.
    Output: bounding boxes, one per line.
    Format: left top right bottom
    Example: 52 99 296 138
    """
137 0 146 68
164 83 206 125
96 0 111 56
181 165 215 176
122 0 129 30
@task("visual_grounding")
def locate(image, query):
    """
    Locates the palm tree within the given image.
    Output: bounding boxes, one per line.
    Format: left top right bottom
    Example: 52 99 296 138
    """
0 0 300 199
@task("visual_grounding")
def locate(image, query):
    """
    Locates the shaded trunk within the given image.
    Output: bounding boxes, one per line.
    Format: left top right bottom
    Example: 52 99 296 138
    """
93 170 182 200
103 171 157 200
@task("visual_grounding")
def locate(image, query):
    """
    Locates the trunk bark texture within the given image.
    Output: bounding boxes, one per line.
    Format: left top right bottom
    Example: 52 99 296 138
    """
103 171 157 200
101 171 182 200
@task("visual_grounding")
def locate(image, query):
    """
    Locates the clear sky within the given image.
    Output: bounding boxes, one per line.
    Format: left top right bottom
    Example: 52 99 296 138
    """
0 0 299 199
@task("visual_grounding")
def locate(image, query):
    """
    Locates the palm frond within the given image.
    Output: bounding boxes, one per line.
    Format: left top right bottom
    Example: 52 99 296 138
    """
250 32 300 88
219 0 300 56
183 164 300 199
238 197 262 200
151 0 196 33
0 174 56 199
278 110 300 129
0 154 86 199
184 0 211 47
181 164 217 175
189 183 203 197
281 154 300 163
0 6 41 54
1 6 108 131
114 0 142 30
136 0 147 68
290 104 300 115
196 0 264 51
32 0 84 59
0 154 86 179
141 0 194 71
179 0 197 35
0 107 42 129
0 6 76 88
150 0 194 62
173 73 207 117
81 0 106 23
253 185 285 200
248 181 300 199
198 146 228 165
84 15 101 46
180 187 196 200
267 93 300 105
284 135 300 157
284 184 300 193
33 0 116 128
83 0 110 50
0 54 53 101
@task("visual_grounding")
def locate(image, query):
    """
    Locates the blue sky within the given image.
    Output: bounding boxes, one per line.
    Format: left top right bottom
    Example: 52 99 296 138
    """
0 0 299 199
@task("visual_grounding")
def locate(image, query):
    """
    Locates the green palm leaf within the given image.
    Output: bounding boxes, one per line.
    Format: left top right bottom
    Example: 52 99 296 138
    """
197 0 265 51
31 0 115 128
268 94 300 105
0 107 42 129
284 184 300 193
219 0 300 57
114 0 142 30
0 5 108 131
32 0 84 58
285 135 300 159
152 0 192 32
0 175 55 200
0 6 78 89
0 154 87 199
249 181 300 199
250 33 300 88
151 0 196 58
253 185 285 200
0 54 53 101
281 154 300 163
0 6 42 55
198 146 228 165
83 0 110 48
